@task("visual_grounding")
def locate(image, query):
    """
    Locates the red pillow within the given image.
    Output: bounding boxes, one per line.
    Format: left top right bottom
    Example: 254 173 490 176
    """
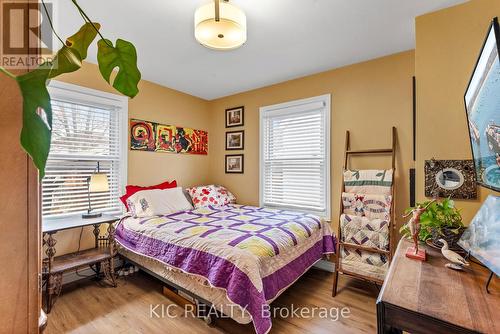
120 180 177 210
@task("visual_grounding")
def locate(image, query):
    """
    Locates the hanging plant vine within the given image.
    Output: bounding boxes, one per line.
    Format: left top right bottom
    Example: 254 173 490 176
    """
0 0 141 178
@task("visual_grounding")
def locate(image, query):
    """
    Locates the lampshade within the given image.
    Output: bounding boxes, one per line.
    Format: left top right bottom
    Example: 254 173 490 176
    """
194 0 246 50
89 173 109 193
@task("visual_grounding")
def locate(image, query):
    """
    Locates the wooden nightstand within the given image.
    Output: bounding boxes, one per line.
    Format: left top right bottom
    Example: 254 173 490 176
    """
42 214 120 313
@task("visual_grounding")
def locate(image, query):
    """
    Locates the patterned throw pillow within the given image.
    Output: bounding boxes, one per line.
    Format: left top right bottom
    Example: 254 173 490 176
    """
215 185 236 204
342 192 392 221
343 169 393 195
186 185 236 208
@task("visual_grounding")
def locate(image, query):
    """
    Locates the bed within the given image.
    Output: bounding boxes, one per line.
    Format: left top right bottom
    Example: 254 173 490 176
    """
115 203 336 334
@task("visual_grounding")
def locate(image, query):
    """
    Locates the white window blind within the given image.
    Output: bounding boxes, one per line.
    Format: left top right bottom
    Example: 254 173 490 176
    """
42 83 127 218
260 95 330 218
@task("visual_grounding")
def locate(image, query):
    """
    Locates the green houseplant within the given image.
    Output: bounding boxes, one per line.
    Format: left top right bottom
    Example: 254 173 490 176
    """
400 198 465 249
0 0 141 178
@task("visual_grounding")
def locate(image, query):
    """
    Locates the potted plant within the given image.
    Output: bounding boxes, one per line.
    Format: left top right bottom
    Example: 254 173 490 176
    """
400 198 465 250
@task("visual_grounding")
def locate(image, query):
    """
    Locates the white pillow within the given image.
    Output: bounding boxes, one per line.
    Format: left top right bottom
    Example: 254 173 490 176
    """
126 187 193 217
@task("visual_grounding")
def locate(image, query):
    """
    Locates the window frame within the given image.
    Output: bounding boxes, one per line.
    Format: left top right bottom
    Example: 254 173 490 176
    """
259 94 331 219
44 80 128 220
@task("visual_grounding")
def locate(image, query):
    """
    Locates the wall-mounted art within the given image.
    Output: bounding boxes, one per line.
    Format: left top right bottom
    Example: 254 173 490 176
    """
155 124 176 152
226 130 244 150
424 159 477 199
226 106 244 128
130 119 208 155
225 154 244 173
131 119 156 151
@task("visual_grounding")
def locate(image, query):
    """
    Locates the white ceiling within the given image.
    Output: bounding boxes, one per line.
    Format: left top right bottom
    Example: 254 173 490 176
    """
53 0 467 100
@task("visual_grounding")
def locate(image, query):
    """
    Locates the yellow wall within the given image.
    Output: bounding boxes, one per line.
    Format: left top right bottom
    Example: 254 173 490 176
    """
52 62 211 254
208 51 415 232
415 0 500 224
51 0 500 256
57 62 211 187
52 52 415 255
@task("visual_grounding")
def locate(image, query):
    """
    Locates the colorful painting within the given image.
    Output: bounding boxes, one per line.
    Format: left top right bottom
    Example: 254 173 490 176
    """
130 119 208 155
155 124 176 152
130 120 155 151
174 127 208 154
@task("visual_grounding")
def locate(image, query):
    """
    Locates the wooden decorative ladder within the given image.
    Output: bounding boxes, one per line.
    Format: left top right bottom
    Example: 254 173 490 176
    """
332 126 397 297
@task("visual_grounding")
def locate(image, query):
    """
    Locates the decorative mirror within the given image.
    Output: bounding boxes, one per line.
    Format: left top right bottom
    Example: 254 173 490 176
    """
425 159 477 199
435 168 464 190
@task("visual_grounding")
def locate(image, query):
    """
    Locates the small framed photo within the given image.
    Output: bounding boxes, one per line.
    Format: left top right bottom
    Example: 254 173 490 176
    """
226 130 244 150
225 154 244 174
225 106 244 128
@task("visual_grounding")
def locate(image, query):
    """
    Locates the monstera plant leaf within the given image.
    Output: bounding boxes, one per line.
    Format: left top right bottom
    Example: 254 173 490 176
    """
66 22 101 60
17 22 103 177
49 22 101 78
16 66 53 178
0 2 142 179
97 38 141 98
48 46 82 79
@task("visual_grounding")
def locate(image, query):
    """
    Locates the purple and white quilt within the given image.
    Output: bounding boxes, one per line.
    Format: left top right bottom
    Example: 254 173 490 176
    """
115 204 336 334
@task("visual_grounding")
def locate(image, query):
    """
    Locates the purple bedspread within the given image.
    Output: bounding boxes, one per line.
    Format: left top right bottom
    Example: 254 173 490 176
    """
115 204 336 334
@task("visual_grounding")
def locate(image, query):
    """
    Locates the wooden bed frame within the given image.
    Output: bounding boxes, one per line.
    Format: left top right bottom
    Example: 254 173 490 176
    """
122 256 220 325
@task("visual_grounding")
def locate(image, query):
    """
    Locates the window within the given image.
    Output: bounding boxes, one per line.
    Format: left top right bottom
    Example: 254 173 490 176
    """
260 94 330 218
42 82 128 218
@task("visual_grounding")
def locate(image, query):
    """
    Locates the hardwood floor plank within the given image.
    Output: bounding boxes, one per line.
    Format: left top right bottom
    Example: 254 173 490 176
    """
45 269 377 333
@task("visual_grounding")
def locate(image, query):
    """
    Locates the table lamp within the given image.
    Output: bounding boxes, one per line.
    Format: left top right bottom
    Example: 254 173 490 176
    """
82 162 109 219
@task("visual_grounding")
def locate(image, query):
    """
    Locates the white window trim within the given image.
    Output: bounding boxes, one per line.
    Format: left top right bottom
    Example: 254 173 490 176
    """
45 80 128 218
259 94 331 219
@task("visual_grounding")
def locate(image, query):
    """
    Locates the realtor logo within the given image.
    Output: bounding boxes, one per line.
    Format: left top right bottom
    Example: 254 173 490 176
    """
1 1 55 68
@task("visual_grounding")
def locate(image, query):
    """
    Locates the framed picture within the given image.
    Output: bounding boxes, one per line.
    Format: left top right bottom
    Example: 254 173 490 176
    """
225 106 244 128
226 130 244 150
225 154 244 174
424 159 477 199
130 119 208 155
464 17 500 192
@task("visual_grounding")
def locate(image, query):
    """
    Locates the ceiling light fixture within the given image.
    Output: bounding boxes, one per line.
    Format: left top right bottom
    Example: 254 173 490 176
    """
194 0 247 51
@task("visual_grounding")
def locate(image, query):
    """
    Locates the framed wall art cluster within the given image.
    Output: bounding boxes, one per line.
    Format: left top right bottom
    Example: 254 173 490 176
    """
130 119 208 155
225 106 244 173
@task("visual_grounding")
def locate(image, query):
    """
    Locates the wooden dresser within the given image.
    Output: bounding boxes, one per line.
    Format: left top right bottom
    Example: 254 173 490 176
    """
377 238 499 334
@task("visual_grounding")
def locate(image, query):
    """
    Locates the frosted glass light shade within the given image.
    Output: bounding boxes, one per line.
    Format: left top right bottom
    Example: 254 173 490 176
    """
194 1 246 50
89 173 109 193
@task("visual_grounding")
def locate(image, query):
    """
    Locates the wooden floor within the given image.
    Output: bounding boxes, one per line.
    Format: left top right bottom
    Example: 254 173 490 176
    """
45 269 379 334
